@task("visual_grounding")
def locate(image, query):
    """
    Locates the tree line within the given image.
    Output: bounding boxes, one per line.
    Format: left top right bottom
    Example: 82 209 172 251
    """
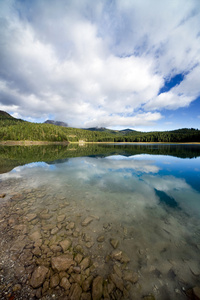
0 113 200 143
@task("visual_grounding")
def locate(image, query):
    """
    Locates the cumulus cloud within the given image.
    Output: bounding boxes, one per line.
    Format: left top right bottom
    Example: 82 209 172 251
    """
0 0 199 128
84 111 162 128
145 65 200 110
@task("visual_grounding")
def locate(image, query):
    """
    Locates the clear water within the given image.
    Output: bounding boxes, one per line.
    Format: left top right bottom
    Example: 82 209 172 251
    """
0 143 200 299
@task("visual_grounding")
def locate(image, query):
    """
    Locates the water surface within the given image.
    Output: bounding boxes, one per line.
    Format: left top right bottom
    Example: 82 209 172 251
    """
0 143 200 299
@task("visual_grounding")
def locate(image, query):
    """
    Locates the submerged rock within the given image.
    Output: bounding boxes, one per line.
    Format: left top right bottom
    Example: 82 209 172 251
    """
111 249 130 264
81 292 92 300
83 233 92 242
103 223 112 230
113 265 122 278
14 265 26 280
123 270 138 284
10 239 27 253
73 266 81 273
57 214 66 222
92 276 103 300
60 277 71 290
30 265 49 288
51 254 75 271
80 257 90 270
51 227 59 235
40 213 51 220
81 217 94 226
29 230 42 241
73 230 79 238
13 224 27 232
85 242 94 249
71 273 84 285
25 213 37 222
110 239 119 249
193 286 200 299
12 283 22 292
120 251 130 263
19 249 33 265
82 275 93 292
50 273 60 288
69 283 82 300
74 253 83 264
109 273 124 291
188 260 200 276
49 244 62 253
102 280 110 298
32 246 41 256
107 280 115 294
60 238 72 252
97 235 105 243
74 244 84 253
11 194 24 201
35 287 42 298
42 280 49 295
67 221 75 229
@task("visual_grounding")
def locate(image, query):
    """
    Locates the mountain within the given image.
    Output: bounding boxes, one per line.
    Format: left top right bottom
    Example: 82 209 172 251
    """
83 127 118 134
0 110 15 119
0 110 24 124
84 127 108 131
119 129 136 134
44 120 68 127
0 110 200 143
84 127 136 135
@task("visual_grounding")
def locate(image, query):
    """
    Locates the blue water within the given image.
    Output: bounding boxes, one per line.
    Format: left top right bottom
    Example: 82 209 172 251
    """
8 152 199 217
1 144 200 299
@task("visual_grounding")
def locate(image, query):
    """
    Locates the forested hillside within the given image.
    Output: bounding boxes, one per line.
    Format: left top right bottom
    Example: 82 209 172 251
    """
0 112 115 142
0 111 200 143
114 128 200 143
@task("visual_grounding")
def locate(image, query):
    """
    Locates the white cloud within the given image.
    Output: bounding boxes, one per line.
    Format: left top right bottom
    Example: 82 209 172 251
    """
84 111 162 128
0 0 199 128
145 91 193 111
145 64 200 110
114 0 200 72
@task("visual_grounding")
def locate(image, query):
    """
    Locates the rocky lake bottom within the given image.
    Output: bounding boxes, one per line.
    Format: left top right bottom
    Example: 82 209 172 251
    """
0 150 200 300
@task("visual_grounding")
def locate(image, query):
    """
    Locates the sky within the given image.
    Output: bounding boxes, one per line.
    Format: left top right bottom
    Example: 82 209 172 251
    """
0 0 200 131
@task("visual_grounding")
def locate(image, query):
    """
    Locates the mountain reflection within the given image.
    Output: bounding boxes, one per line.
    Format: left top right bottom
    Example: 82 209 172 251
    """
0 143 200 173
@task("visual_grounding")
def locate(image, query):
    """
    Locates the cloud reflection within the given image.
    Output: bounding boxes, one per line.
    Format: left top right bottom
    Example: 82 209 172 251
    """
2 154 200 217
142 174 200 216
62 156 200 216
0 172 22 180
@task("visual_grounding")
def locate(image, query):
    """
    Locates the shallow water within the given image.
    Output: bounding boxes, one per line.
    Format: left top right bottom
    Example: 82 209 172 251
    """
0 144 200 299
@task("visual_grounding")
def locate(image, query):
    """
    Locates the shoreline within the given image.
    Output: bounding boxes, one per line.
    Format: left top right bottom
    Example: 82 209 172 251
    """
0 140 200 146
0 140 69 146
73 141 200 145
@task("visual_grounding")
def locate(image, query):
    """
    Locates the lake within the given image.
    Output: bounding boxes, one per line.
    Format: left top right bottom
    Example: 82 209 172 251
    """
0 143 200 300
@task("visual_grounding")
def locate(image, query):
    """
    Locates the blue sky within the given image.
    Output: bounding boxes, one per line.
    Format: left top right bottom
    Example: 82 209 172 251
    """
0 0 200 131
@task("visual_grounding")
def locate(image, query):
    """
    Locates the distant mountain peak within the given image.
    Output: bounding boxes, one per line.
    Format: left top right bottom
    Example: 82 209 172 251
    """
120 128 135 133
44 120 68 127
85 127 107 131
84 127 136 134
0 110 14 119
